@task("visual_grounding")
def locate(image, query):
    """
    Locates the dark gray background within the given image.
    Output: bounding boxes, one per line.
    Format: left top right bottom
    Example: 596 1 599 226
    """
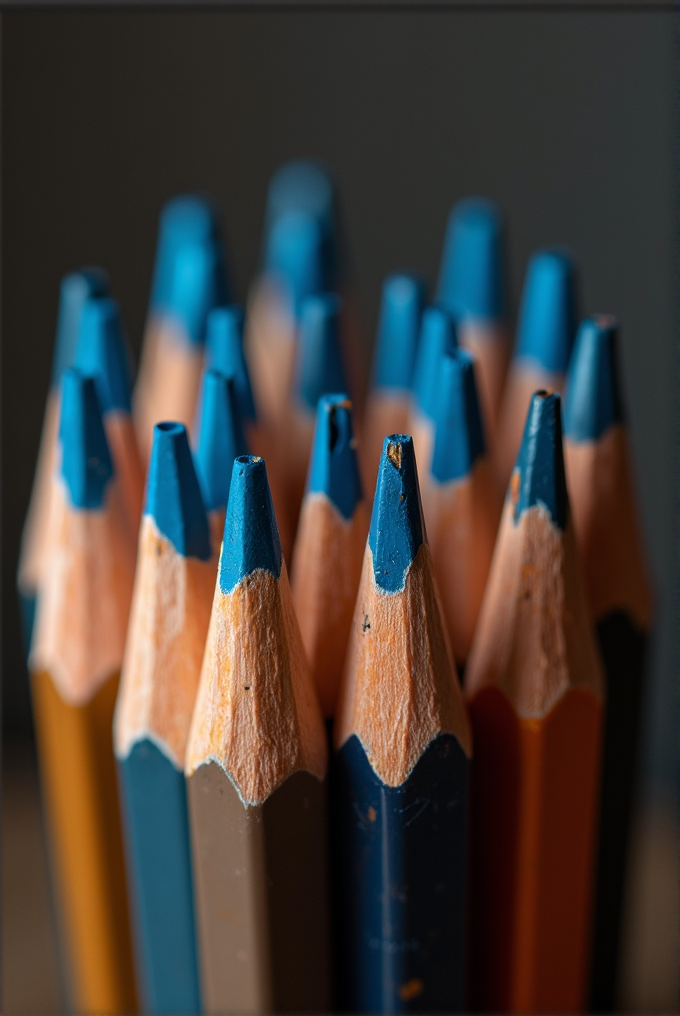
2 10 675 799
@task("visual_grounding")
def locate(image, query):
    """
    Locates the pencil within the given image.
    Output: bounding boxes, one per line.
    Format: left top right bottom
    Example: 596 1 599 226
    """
409 304 458 476
74 295 144 540
423 348 500 671
205 304 258 437
465 390 604 1014
194 367 249 552
29 369 137 1014
18 267 108 653
290 393 369 721
185 454 330 1014
495 249 576 489
133 195 228 460
362 273 426 490
562 316 652 1013
334 434 472 1014
114 421 215 1015
436 198 508 446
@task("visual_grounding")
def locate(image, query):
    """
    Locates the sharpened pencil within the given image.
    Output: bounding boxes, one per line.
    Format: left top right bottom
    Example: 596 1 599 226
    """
334 434 472 1014
133 195 228 460
115 422 215 1015
29 369 137 1014
563 316 652 1013
495 249 576 489
18 268 108 653
436 198 508 446
465 390 604 1014
362 274 426 490
290 393 369 720
409 305 458 476
185 454 331 1015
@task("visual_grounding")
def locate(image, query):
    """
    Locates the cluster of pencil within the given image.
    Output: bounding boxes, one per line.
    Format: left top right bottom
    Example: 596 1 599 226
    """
20 161 651 1015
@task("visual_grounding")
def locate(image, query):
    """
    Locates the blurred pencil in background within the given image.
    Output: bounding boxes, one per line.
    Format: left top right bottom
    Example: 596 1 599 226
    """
409 305 458 475
185 455 330 1015
18 268 108 654
563 316 653 1013
466 390 603 1014
29 370 137 1014
115 422 214 1015
334 434 471 1014
436 199 508 448
495 249 576 488
204 305 261 451
133 195 228 460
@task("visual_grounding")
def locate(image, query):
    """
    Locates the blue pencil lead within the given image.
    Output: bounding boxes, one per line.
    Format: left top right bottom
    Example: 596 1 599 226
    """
369 435 425 593
74 297 133 414
412 306 459 420
512 391 568 530
195 370 249 515
373 274 427 392
205 306 256 423
437 198 504 323
264 211 326 314
146 422 211 561
563 316 624 443
219 456 283 593
51 268 109 385
60 369 114 511
431 349 486 484
515 249 577 374
295 294 347 413
308 394 363 521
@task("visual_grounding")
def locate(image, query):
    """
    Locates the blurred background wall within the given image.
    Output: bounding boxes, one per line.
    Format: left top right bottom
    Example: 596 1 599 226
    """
2 9 676 1013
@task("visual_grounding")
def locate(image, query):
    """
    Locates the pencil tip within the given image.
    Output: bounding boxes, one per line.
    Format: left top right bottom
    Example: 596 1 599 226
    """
412 305 459 419
308 394 363 520
195 369 249 513
59 368 114 510
373 274 427 391
52 268 109 386
205 306 256 422
151 195 228 343
264 211 326 313
146 422 212 560
515 249 576 373
437 198 504 322
219 456 283 593
295 294 348 412
431 349 486 483
511 391 568 529
369 434 425 592
563 315 624 442
74 297 133 414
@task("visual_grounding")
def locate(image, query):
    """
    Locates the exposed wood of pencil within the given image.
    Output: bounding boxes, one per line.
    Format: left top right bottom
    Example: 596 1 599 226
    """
105 412 145 541
458 320 509 449
18 390 60 609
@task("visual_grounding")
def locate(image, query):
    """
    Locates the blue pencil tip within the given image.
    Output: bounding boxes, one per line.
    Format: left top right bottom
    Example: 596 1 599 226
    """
295 294 348 413
412 305 459 420
264 211 326 312
266 160 334 231
151 195 228 343
205 306 256 422
436 198 504 322
52 268 109 386
512 391 568 529
74 297 133 414
195 369 249 514
431 349 486 484
368 435 425 592
515 249 577 373
146 422 212 560
219 456 282 593
264 161 337 290
308 394 363 520
373 274 427 392
563 315 624 442
59 369 114 510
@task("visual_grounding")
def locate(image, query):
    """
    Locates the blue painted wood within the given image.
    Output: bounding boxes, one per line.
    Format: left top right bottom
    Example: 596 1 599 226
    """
412 306 458 421
308 394 363 521
513 391 568 530
265 212 326 315
205 306 257 423
369 435 424 594
436 198 504 323
515 249 576 373
195 370 249 515
295 294 348 413
373 275 426 392
146 423 211 561
431 349 486 484
264 160 336 287
335 733 469 1014
119 740 201 1015
51 268 109 385
219 455 282 593
59 370 113 510
74 297 133 413
563 316 624 443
